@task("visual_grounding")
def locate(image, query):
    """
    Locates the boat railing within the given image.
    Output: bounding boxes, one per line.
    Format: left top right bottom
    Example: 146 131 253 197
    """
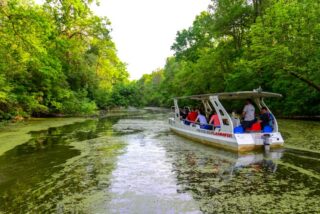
177 118 273 135
180 119 219 130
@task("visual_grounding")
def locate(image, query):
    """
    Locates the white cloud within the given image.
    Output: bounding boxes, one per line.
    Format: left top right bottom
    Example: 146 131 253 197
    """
92 0 210 80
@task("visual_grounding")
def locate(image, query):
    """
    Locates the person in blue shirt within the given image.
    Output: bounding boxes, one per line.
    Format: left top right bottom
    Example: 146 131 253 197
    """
258 107 270 129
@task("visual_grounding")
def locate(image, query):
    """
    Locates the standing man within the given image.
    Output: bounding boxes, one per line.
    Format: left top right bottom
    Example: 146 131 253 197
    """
241 99 256 129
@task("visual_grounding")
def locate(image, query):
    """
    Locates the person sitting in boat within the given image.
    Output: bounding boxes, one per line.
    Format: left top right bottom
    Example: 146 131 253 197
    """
241 99 256 129
179 108 188 120
182 107 191 125
195 109 207 125
209 111 221 129
258 107 273 129
231 110 241 127
183 107 189 119
187 108 198 122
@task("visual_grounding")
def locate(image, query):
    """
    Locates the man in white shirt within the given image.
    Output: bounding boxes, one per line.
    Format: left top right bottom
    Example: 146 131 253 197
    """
241 99 256 129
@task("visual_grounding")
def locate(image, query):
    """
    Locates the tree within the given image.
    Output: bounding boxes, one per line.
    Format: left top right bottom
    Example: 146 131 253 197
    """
0 0 130 119
134 0 319 116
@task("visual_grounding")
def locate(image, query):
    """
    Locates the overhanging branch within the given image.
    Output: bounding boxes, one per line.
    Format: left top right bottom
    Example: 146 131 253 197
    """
287 70 320 92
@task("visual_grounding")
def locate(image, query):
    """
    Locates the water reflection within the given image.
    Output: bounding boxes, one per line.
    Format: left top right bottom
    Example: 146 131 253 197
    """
161 132 320 213
90 116 200 213
0 110 319 213
0 118 126 213
99 114 320 213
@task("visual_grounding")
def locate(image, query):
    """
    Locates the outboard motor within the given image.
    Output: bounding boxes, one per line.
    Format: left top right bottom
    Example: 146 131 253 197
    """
262 134 271 153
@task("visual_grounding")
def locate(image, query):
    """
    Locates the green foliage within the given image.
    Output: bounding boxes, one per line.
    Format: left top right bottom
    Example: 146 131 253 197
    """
62 95 97 115
0 0 130 120
134 0 320 116
135 69 165 106
1 0 319 118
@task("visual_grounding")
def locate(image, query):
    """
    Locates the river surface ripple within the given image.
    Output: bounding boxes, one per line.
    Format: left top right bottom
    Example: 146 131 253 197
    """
0 109 320 213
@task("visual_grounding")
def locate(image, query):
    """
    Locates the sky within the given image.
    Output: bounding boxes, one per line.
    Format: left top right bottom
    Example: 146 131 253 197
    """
91 0 211 80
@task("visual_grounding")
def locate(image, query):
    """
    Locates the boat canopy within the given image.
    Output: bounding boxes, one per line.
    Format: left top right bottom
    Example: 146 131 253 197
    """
172 89 282 133
174 91 282 100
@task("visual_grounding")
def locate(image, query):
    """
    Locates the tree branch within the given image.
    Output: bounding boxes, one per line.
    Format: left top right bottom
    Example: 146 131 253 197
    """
287 70 320 92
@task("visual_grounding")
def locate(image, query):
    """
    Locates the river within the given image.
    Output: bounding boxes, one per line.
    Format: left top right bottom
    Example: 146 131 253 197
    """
0 109 319 213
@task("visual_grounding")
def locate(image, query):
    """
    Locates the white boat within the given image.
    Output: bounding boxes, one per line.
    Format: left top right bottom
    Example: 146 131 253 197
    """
168 90 284 152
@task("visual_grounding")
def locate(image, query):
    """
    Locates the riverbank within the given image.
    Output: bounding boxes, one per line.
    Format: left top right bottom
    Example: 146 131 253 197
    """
0 117 89 156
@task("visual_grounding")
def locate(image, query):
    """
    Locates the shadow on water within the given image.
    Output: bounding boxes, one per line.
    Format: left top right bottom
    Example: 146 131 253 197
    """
0 117 127 213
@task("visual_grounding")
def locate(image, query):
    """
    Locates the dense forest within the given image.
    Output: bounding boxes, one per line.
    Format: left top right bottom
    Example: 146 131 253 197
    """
135 0 320 116
0 0 319 121
0 0 139 120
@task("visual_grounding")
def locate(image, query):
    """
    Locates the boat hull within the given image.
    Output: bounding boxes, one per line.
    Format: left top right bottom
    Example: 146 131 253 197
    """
169 120 284 152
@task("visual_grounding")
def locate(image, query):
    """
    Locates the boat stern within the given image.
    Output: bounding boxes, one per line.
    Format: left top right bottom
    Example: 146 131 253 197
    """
235 132 284 152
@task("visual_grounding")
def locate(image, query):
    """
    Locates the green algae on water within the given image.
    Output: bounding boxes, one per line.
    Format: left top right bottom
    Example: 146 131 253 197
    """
0 111 320 213
279 119 320 152
0 117 88 156
0 118 126 213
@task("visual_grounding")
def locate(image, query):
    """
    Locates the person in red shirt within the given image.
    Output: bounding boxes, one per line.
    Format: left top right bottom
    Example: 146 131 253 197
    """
209 112 221 129
187 108 198 122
